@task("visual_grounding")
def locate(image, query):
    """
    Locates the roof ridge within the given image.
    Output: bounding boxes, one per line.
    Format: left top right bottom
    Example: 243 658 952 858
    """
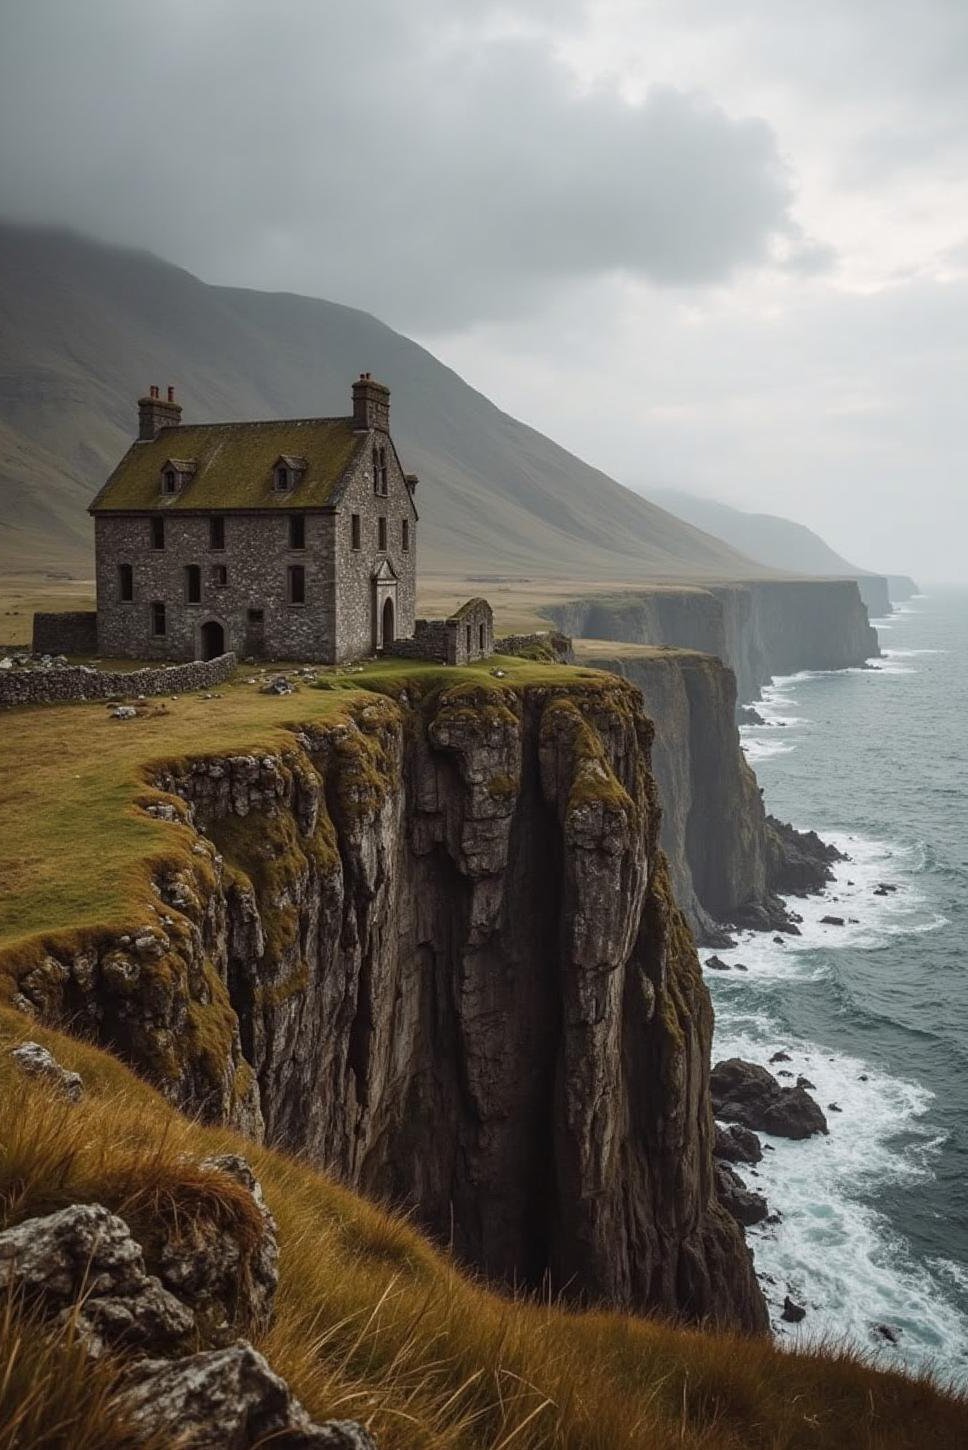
154 414 354 432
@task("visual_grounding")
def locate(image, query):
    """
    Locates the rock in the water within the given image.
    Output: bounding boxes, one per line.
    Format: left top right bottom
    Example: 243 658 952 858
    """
0 1203 193 1357
765 816 843 896
737 705 766 725
714 1123 763 1165
782 1295 807 1323
9 1040 83 1101
715 1163 769 1228
711 1059 828 1139
120 1343 376 1449
705 955 731 971
770 1051 792 1064
874 1322 900 1345
796 1075 816 1091
828 1102 843 1113
821 915 845 926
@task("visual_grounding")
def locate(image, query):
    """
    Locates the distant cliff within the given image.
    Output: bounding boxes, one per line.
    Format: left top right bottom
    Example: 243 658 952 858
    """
2 674 766 1333
575 647 836 944
548 577 879 702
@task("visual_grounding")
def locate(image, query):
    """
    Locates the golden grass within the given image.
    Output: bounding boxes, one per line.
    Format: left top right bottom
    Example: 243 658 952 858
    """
0 573 95 649
0 1009 965 1449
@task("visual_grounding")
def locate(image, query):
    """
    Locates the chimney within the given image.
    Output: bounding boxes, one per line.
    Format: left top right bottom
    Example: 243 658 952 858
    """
351 372 390 433
138 383 183 441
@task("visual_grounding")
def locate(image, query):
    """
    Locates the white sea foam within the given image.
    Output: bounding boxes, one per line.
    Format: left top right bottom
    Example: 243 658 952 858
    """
708 832 961 1377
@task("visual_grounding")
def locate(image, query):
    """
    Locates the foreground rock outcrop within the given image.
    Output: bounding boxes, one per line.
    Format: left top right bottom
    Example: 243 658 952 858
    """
4 676 766 1331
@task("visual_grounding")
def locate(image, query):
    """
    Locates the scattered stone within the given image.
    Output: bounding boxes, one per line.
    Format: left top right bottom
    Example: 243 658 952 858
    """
796 1075 816 1091
715 1163 769 1227
0 657 11 670
261 676 294 696
821 915 845 926
714 1122 763 1165
711 1058 828 1139
782 1295 807 1323
777 1070 793 1079
772 935 785 944
111 704 137 719
859 1074 869 1082
828 1102 843 1113
877 883 898 894
770 1051 792 1064
120 1344 376 1449
0 1204 193 1358
874 1323 901 1345
9 1041 83 1101
734 961 749 971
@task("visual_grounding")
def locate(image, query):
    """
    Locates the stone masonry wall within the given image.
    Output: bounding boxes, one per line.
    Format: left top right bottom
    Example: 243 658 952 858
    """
32 611 99 655
0 652 237 708
333 437 417 660
95 513 336 662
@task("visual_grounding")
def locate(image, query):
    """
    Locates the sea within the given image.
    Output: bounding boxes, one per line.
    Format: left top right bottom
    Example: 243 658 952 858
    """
709 586 968 1384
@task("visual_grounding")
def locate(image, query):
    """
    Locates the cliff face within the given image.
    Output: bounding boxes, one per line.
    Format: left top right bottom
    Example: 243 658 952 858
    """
548 578 879 701
576 649 833 944
6 677 766 1333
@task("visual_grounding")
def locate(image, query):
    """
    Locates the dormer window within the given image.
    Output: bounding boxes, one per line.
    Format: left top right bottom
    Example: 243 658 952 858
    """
159 458 196 495
273 455 307 492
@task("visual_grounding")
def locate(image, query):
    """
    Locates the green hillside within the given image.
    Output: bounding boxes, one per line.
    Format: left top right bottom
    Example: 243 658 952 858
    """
0 222 772 584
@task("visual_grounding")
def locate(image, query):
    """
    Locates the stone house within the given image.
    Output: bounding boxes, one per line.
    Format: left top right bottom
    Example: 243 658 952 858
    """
89 375 418 663
393 598 494 665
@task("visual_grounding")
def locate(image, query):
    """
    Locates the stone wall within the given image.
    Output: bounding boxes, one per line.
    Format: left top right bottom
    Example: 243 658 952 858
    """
447 598 494 664
32 611 99 655
333 435 417 660
0 652 237 708
494 630 573 663
389 619 450 662
95 513 336 662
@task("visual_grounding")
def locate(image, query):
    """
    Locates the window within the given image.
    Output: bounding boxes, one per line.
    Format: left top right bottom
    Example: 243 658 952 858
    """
275 466 289 491
163 469 177 494
211 564 228 589
209 516 225 550
466 625 472 654
289 514 306 550
185 564 202 604
287 564 306 605
372 445 388 496
119 563 133 602
150 517 165 550
151 600 166 637
351 513 361 550
247 607 264 624
479 622 485 652
401 518 409 552
377 516 387 552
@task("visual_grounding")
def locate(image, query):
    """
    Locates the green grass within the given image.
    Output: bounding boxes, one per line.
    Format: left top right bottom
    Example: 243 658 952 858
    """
0 655 607 962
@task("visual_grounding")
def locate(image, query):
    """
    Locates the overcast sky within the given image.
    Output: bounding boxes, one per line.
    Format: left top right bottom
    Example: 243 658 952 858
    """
1 0 966 582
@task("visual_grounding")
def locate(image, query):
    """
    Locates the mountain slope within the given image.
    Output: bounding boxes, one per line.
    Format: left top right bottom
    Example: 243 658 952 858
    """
0 223 771 582
648 486 874 580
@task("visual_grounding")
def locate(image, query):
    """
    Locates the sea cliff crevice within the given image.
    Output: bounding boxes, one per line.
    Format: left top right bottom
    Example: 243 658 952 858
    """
2 676 767 1333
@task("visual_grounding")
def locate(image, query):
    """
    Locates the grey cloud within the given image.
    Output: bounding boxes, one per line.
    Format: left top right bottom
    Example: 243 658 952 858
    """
0 0 805 328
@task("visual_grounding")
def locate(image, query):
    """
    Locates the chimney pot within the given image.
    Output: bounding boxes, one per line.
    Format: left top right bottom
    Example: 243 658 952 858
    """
167 385 175 402
150 384 159 399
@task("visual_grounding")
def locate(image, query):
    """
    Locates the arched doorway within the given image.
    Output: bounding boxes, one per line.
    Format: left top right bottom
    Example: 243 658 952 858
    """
381 596 395 650
200 619 225 660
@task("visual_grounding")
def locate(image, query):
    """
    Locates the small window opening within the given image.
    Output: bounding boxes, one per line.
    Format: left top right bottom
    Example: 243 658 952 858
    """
351 513 361 550
479 622 485 652
209 516 225 550
150 517 165 550
211 564 228 589
276 466 289 490
288 564 306 605
119 563 133 602
466 625 472 654
289 514 306 549
378 516 387 552
163 469 177 494
247 607 264 624
401 518 409 552
151 600 166 636
372 445 388 496
185 564 202 604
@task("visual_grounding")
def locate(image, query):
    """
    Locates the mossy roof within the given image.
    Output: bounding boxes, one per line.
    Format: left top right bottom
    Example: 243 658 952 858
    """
90 417 366 513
